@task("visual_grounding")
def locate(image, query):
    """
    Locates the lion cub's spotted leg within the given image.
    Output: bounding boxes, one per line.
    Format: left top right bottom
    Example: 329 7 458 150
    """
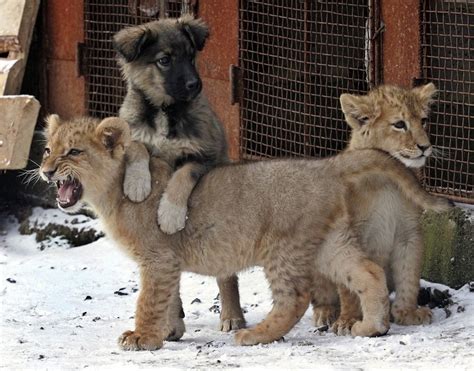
164 284 186 341
319 226 390 337
217 275 246 331
119 265 180 351
158 162 206 235
331 286 362 335
123 142 152 202
311 275 339 327
391 235 432 325
235 262 310 346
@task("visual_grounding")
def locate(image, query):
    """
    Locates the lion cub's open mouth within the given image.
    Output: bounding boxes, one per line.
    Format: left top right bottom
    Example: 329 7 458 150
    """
56 176 83 209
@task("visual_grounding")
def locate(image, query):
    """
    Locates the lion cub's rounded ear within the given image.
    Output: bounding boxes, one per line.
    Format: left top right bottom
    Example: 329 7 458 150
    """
178 15 209 51
44 114 62 135
96 117 131 151
340 94 373 129
412 82 437 108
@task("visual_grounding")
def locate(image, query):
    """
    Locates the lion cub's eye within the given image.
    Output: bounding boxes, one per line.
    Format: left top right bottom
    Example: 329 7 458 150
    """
392 121 407 130
67 148 83 156
421 118 428 128
157 55 171 67
43 147 51 157
358 116 369 125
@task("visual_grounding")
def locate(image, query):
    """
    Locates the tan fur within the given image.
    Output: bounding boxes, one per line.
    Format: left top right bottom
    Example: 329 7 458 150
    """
114 17 244 331
312 83 448 330
40 116 450 349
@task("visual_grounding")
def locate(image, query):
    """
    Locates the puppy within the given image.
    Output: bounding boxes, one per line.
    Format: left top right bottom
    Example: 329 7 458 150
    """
113 16 245 332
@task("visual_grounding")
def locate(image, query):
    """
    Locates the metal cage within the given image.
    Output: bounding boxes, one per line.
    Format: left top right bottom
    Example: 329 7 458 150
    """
84 0 190 118
420 0 473 202
239 0 381 159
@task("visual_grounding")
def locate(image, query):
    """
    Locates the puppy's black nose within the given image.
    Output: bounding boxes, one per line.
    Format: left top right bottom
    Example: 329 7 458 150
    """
185 79 199 91
44 170 56 180
417 144 430 152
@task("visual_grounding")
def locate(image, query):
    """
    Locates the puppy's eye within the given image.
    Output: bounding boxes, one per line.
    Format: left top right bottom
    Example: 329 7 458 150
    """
157 55 171 66
421 118 428 128
44 148 51 157
392 121 407 130
68 148 83 156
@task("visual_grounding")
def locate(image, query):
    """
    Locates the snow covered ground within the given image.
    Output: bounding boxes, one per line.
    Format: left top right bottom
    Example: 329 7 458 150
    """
1 208 473 370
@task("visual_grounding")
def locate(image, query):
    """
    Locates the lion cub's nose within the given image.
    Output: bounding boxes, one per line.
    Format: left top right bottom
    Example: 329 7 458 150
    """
43 169 56 180
417 144 430 153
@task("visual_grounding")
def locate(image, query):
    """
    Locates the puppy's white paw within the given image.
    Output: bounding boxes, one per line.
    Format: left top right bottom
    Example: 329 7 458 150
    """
158 194 187 234
124 160 152 202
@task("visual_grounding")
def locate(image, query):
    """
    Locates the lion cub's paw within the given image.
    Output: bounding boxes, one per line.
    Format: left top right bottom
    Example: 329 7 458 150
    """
124 160 152 202
165 317 186 341
331 317 357 336
220 317 246 332
234 329 262 346
158 193 187 234
350 320 389 337
392 306 432 326
313 305 338 327
118 330 163 351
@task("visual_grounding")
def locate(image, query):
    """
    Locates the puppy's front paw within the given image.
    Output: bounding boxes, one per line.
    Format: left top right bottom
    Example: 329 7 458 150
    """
118 330 163 351
124 160 152 202
158 193 187 234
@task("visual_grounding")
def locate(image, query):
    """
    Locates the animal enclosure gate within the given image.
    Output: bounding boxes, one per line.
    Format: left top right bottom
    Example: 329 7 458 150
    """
84 0 189 118
420 0 473 202
238 0 472 203
83 0 472 203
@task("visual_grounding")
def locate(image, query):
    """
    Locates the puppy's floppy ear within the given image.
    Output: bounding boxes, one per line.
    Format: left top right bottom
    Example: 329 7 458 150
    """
178 15 209 51
45 114 62 136
113 25 153 62
96 117 131 151
340 94 376 129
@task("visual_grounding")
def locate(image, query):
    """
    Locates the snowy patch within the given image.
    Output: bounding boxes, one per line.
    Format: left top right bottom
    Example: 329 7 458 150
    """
1 209 473 369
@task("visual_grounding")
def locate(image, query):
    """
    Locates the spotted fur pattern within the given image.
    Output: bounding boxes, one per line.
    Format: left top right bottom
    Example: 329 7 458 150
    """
312 83 448 330
39 116 450 350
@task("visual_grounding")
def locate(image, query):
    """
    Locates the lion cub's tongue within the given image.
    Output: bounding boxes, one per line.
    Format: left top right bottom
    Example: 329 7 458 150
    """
58 181 75 203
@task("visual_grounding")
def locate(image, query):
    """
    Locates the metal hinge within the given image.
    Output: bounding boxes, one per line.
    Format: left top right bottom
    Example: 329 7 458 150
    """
230 64 242 105
76 42 87 77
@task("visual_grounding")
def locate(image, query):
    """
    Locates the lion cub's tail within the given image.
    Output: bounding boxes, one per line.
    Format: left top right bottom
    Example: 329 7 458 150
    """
336 149 453 212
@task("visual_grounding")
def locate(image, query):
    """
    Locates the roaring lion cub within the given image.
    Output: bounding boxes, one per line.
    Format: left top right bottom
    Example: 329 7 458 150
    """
312 83 447 332
40 115 449 350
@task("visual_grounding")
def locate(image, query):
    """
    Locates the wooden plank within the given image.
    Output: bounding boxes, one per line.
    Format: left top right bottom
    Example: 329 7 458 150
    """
0 95 40 169
0 0 40 95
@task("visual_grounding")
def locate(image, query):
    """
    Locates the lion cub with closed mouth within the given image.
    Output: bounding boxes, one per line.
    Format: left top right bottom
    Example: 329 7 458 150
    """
40 115 450 350
312 83 451 333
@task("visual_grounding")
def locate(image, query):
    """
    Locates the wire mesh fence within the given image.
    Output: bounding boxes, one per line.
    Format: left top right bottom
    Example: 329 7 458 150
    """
420 0 473 202
84 0 188 118
239 0 380 159
84 0 472 203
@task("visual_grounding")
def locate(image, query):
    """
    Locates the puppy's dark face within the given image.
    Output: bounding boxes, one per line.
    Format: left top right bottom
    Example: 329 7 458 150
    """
113 16 209 104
